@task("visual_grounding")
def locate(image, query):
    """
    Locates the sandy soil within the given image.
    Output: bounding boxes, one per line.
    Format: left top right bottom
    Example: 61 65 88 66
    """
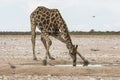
0 35 120 80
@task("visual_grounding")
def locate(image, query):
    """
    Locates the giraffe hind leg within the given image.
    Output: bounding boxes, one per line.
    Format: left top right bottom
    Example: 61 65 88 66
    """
31 19 37 60
47 39 55 60
41 36 47 65
41 35 55 65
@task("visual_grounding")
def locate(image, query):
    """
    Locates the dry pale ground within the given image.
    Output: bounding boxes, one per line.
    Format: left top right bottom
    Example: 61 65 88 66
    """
0 35 120 80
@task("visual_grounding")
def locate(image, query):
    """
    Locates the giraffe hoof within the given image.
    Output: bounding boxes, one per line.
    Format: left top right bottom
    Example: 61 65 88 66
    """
33 57 37 61
83 60 89 66
43 60 47 65
49 57 55 60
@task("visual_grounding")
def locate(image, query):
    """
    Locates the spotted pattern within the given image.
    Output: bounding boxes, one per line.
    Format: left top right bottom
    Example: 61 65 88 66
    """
30 6 72 44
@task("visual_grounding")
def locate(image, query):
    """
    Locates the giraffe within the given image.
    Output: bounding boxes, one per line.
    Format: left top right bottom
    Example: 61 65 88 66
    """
30 6 89 66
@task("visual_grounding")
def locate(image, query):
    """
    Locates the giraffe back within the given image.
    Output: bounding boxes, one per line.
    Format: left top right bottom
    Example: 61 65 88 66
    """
30 6 68 36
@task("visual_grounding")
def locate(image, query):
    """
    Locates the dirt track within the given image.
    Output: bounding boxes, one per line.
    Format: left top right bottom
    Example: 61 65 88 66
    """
0 35 120 80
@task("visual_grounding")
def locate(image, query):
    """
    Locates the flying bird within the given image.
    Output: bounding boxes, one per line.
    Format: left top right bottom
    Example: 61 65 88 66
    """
92 16 95 18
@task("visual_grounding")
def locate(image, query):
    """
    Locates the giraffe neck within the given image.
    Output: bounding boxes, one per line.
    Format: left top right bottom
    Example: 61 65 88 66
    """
65 32 72 44
59 24 73 49
58 18 73 49
65 32 73 49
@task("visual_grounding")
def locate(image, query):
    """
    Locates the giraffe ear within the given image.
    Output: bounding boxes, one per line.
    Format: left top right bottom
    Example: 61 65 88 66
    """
75 45 78 49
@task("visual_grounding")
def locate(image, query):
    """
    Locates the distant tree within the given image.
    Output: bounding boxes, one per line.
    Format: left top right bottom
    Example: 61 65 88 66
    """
106 31 110 33
71 31 75 33
89 29 95 33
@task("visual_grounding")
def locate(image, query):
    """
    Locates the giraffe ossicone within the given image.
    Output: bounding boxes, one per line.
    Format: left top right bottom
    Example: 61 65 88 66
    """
30 6 89 66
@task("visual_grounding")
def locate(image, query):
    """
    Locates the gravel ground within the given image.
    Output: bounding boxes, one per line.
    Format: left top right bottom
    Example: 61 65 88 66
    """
0 35 120 80
0 75 120 80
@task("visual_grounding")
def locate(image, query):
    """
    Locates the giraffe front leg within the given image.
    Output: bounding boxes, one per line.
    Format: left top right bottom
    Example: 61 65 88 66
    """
77 52 89 66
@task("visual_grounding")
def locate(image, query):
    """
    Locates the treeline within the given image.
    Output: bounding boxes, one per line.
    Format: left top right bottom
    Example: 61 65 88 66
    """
70 31 120 35
0 30 120 35
70 29 120 35
0 31 40 35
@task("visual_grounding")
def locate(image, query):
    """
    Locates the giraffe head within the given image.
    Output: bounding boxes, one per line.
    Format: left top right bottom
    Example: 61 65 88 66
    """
67 44 78 66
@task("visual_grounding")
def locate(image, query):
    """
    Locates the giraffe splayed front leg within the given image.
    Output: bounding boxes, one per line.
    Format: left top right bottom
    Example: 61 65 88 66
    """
77 52 89 66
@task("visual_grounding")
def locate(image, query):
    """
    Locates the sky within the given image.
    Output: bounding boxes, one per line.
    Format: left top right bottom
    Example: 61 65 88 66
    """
0 0 120 31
